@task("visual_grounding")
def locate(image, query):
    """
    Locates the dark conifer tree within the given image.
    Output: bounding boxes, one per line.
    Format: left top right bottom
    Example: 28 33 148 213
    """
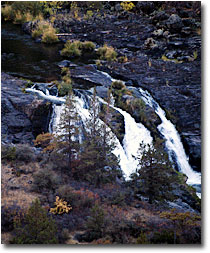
77 87 121 186
56 86 80 172
131 142 176 203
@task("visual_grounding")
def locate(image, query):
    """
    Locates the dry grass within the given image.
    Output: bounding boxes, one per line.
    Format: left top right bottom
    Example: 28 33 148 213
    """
1 163 41 209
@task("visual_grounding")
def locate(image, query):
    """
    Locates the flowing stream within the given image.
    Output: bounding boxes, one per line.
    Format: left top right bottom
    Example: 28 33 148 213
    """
137 88 201 189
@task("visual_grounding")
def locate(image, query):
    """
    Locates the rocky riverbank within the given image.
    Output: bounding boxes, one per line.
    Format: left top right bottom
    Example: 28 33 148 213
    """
2 2 201 172
43 2 200 172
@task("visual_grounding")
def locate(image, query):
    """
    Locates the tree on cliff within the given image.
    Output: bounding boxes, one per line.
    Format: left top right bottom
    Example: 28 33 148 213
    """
76 87 121 186
131 142 177 203
55 86 80 172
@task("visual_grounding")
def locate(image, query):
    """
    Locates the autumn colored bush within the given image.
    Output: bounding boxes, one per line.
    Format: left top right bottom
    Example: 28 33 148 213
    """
50 196 72 215
120 1 135 12
57 185 100 210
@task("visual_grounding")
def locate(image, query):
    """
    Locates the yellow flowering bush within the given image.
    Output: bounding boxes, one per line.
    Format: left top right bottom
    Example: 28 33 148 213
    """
120 1 135 12
50 196 72 215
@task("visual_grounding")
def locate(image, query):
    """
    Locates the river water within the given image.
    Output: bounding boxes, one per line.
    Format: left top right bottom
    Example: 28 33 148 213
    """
1 22 63 82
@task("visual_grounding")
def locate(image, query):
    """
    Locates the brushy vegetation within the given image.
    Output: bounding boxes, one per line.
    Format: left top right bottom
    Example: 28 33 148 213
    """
1 1 43 23
32 21 58 44
61 40 96 58
97 44 117 62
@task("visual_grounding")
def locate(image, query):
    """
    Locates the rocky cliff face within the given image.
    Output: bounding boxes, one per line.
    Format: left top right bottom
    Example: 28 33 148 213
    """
1 73 51 144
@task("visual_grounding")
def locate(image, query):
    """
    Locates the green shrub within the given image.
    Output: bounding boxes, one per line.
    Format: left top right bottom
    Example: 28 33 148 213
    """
82 41 96 51
111 80 126 90
2 2 42 23
118 55 128 63
32 169 60 193
86 204 105 238
32 21 58 44
58 81 73 96
42 27 59 44
10 199 58 244
1 145 16 161
61 40 82 57
85 10 94 20
97 44 117 62
15 144 36 163
61 40 96 58
150 230 174 244
1 5 14 21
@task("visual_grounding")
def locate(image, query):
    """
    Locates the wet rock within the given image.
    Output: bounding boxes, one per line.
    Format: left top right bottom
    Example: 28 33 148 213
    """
49 85 58 96
22 21 35 34
57 60 78 68
167 198 199 213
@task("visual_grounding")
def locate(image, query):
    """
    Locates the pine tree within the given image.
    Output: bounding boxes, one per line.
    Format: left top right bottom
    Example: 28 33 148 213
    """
11 199 58 244
131 142 176 203
77 87 121 186
56 87 80 172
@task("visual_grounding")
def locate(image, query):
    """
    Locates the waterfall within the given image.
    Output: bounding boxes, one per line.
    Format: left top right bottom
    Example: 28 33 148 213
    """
26 80 201 197
44 88 153 179
137 87 201 187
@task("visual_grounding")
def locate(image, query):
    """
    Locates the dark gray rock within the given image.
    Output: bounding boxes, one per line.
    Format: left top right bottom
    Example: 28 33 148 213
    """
1 73 51 144
136 2 155 14
71 65 113 87
152 11 170 23
166 14 184 31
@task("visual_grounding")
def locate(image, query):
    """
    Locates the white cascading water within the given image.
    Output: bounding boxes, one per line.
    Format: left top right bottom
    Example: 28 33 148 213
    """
137 87 201 187
26 80 201 197
27 84 153 179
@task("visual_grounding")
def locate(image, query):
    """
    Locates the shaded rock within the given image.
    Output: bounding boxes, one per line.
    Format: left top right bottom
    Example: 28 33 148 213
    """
57 60 78 68
49 85 58 96
166 14 184 31
71 65 113 87
115 3 122 12
1 73 51 144
136 2 155 14
167 198 199 213
181 132 201 172
152 11 170 23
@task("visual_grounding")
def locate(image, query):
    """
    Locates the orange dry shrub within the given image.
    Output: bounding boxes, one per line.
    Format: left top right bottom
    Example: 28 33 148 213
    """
34 133 56 153
50 196 72 215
